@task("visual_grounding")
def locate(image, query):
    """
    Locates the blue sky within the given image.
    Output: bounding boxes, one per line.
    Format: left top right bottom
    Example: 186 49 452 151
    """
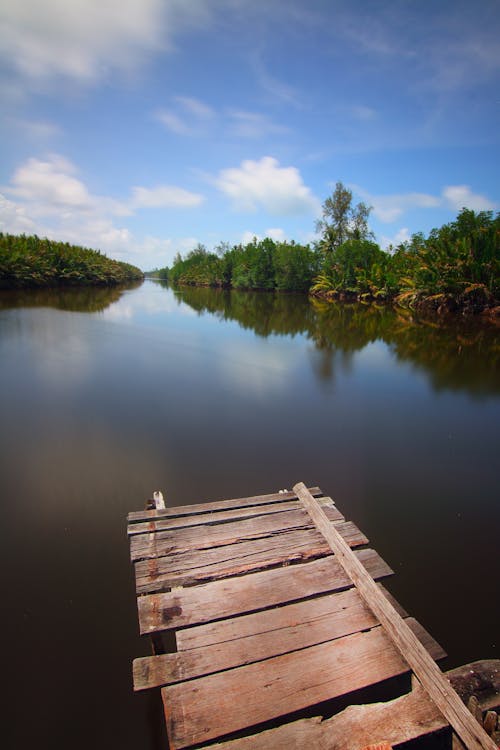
0 0 499 270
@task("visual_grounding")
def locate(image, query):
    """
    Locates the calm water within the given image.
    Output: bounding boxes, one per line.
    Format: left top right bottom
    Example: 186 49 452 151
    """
1 280 499 749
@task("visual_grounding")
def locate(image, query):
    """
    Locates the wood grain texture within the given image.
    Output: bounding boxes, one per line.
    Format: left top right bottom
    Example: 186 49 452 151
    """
134 586 415 691
294 482 496 750
130 507 352 561
210 660 500 750
128 487 323 523
138 548 393 634
162 618 443 749
134 521 368 594
128 497 342 537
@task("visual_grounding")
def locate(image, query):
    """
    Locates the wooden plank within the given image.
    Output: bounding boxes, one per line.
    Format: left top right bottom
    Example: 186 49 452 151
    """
128 497 341 537
133 586 414 690
293 482 497 750
138 548 393 634
176 583 407 651
134 521 368 594
130 507 352 562
162 618 443 749
210 660 500 750
128 487 323 523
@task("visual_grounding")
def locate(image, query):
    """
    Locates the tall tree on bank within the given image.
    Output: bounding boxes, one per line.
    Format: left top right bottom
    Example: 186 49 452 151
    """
316 181 373 254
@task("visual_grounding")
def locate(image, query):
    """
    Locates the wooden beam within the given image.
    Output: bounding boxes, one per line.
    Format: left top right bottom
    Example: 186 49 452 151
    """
293 481 497 750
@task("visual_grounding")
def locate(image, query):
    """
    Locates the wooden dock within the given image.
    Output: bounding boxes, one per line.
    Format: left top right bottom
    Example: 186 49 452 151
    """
127 483 499 749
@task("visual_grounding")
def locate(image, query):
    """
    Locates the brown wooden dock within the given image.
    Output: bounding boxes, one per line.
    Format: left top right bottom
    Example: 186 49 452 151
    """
127 483 499 749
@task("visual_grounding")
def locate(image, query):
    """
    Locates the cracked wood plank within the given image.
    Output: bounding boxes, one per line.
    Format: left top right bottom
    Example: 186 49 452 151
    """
134 521 367 594
162 618 444 749
130 505 346 561
210 661 500 750
128 497 341 537
138 548 393 634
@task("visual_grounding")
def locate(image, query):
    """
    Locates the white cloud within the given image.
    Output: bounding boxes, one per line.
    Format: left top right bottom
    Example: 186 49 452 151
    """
215 156 320 216
266 227 286 242
131 185 204 209
354 183 498 224
0 153 205 269
241 230 261 245
0 0 211 85
380 227 411 250
442 185 497 212
8 155 92 209
352 185 440 223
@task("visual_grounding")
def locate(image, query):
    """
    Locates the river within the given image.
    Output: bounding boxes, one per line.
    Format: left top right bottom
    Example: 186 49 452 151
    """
0 279 498 749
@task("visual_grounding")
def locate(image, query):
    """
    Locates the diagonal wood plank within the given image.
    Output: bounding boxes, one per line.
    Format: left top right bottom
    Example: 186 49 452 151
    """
137 548 393 634
130 507 350 561
134 521 368 594
133 586 419 691
128 487 323 524
162 618 443 749
294 482 497 750
128 497 341 537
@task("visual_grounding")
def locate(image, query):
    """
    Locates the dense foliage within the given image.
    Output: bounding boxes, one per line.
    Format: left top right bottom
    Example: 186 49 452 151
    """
0 233 143 287
160 203 499 315
166 238 318 292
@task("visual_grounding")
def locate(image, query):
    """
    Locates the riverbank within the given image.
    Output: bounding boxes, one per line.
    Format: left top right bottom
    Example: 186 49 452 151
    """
0 233 143 287
309 287 500 322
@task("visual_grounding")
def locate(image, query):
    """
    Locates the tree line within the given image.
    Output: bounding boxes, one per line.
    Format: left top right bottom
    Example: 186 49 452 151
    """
160 182 499 315
0 233 143 287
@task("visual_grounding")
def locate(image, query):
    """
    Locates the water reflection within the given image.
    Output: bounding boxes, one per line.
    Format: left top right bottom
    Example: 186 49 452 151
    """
176 286 500 396
0 281 142 313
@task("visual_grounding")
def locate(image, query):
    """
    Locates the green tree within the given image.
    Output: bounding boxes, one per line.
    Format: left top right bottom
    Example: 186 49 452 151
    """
316 181 373 255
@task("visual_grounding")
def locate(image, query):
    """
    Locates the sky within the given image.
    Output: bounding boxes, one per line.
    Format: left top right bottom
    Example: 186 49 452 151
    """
0 0 499 271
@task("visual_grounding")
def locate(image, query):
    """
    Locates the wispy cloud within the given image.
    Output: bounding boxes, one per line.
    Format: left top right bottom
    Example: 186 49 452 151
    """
227 110 288 138
131 184 204 209
156 95 214 135
215 156 320 216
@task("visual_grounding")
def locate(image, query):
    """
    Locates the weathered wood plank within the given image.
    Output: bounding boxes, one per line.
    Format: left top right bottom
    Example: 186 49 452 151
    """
133 586 414 691
176 583 407 651
128 487 323 523
138 548 393 634
210 661 500 750
134 521 368 594
294 482 497 750
128 497 341 537
130 507 352 562
162 618 443 749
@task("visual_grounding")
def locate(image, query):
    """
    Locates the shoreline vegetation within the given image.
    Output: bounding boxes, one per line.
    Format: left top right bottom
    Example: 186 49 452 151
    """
153 186 499 321
0 233 143 288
